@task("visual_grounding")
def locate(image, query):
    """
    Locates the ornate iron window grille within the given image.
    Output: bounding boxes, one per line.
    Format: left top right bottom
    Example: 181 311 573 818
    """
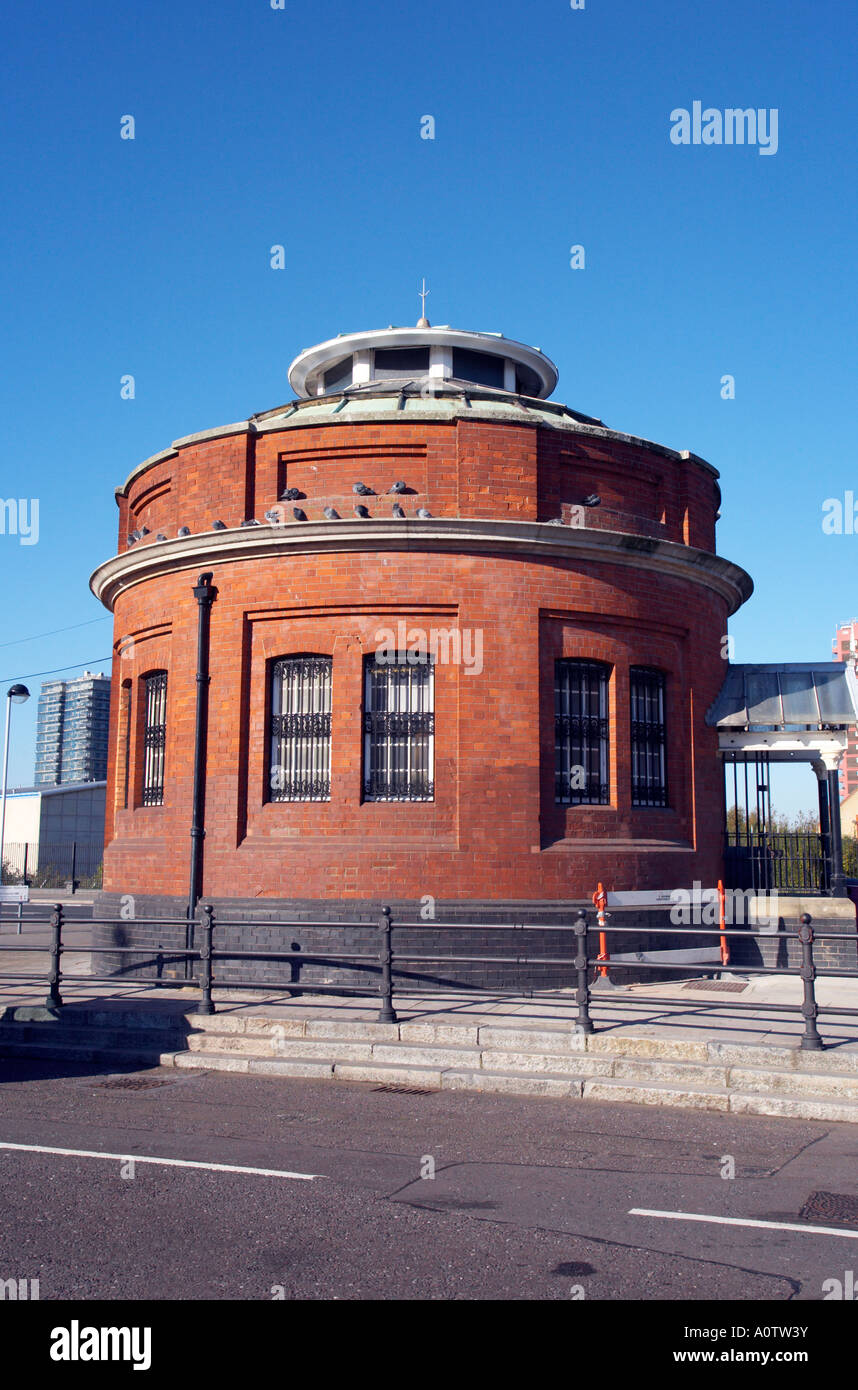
630 667 668 807
142 671 167 806
554 660 610 805
270 656 332 801
363 656 435 801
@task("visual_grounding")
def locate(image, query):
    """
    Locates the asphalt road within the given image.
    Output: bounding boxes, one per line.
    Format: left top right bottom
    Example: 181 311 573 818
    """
1 1057 858 1306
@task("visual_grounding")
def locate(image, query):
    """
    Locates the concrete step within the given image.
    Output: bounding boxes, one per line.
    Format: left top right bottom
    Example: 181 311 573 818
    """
163 1051 336 1080
729 1090 858 1123
477 1027 712 1063
441 1068 583 1098
610 1057 729 1086
0 1024 186 1054
370 1042 483 1069
332 1060 445 1087
582 1076 731 1112
728 1066 858 1101
479 1048 614 1077
707 1041 858 1074
0 1040 175 1066
184 1033 375 1062
0 1006 191 1034
6 1004 858 1122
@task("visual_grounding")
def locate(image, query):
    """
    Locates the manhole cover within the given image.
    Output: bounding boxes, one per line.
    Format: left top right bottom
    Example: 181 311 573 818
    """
424 1198 500 1211
372 1084 436 1095
799 1191 858 1228
94 1076 173 1091
682 980 749 992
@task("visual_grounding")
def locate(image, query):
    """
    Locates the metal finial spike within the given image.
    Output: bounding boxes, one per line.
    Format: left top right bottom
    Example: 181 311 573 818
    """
417 278 430 327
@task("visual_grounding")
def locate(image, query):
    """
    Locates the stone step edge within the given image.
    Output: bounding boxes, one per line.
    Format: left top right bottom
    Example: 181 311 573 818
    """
6 1029 858 1098
177 1029 858 1082
7 1030 856 1099
6 1008 858 1076
168 1041 858 1098
184 1017 858 1070
157 1050 858 1120
0 1041 181 1066
0 1025 188 1046
5 1039 857 1122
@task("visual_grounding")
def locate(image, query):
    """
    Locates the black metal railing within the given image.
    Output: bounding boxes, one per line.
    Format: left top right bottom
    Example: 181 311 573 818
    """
724 831 829 895
0 841 103 892
2 903 858 1053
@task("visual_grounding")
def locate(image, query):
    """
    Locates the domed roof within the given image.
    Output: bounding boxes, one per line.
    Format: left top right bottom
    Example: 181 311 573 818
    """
288 321 559 400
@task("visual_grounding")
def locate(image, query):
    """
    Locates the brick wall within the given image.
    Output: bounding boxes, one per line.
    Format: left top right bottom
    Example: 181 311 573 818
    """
101 410 735 909
93 893 723 990
123 416 719 547
101 548 729 902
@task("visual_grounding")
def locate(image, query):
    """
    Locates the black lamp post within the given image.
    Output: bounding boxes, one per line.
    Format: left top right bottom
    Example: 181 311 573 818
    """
0 684 30 885
186 575 217 972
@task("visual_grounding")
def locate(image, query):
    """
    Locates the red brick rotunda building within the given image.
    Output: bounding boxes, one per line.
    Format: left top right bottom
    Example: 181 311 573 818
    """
91 314 754 988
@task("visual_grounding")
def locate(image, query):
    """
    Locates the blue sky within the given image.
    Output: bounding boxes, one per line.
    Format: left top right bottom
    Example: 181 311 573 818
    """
0 0 855 812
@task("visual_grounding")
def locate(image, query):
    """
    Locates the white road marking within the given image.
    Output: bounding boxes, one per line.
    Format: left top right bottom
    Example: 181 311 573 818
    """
0 1140 320 1180
629 1207 858 1239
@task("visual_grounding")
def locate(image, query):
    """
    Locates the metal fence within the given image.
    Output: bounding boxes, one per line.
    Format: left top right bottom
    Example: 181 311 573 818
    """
4 903 858 1053
0 841 103 891
724 831 830 895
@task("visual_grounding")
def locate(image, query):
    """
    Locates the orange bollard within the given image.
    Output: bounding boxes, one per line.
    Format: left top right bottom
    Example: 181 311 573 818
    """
592 881 610 979
718 878 730 967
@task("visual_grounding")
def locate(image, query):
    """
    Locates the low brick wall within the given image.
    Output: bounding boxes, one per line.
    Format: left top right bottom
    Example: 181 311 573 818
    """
92 894 725 992
729 897 858 973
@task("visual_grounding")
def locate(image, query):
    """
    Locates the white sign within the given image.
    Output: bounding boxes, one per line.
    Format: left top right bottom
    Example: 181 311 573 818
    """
0 885 29 903
606 890 689 908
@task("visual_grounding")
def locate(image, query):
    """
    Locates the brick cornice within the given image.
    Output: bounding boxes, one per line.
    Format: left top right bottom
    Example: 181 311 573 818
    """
90 517 753 614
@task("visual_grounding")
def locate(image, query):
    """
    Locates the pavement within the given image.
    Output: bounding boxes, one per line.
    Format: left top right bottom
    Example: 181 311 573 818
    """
2 956 858 1053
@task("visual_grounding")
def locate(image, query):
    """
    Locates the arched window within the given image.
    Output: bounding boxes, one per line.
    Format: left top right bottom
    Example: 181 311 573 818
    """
142 671 168 806
630 667 668 807
554 660 610 805
269 656 332 801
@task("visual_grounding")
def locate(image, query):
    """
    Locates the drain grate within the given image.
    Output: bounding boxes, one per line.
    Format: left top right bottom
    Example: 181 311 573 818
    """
372 1084 437 1095
682 980 749 992
799 1191 858 1228
94 1076 173 1091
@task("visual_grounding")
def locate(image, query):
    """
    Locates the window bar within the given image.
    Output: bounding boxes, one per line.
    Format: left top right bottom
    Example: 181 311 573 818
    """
554 660 609 805
142 672 167 806
270 657 332 801
630 668 667 807
364 655 434 800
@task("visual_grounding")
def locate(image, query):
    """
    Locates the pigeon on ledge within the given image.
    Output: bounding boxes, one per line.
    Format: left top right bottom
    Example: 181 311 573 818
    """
324 507 340 520
354 504 370 518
